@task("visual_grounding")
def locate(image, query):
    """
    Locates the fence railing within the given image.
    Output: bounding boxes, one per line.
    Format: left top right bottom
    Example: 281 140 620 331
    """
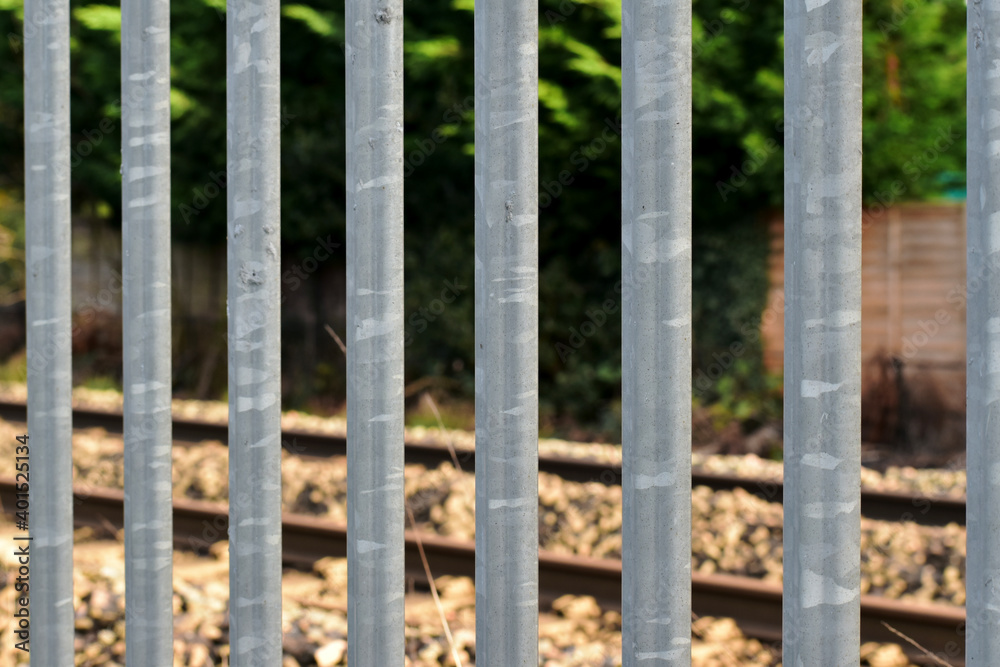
965 2 999 663
20 0 988 664
782 0 863 664
346 0 406 663
24 0 73 662
121 0 174 663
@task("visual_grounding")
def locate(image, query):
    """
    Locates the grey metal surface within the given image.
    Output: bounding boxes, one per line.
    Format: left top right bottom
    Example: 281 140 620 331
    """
474 0 540 660
967 3 1000 662
226 0 283 660
782 0 863 661
24 0 74 662
345 0 406 663
121 0 173 661
621 0 693 662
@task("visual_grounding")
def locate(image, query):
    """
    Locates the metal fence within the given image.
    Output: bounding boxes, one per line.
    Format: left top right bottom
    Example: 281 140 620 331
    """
19 0 991 664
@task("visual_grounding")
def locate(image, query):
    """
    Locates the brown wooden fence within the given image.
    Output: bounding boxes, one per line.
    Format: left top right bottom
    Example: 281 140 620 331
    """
763 203 967 451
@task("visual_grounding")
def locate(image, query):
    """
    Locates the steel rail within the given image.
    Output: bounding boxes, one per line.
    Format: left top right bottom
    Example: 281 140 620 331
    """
0 400 967 526
0 477 966 665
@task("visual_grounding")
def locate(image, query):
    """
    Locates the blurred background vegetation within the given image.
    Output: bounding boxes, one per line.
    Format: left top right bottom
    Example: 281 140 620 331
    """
0 0 967 441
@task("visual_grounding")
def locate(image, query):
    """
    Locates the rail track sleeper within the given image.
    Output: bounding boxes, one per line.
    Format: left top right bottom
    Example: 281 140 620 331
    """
0 400 969 530
0 477 964 665
0 400 967 527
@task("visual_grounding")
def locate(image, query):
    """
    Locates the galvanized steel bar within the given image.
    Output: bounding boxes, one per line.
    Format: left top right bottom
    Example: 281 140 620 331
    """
121 0 173 660
620 0 692 661
474 0 539 660
227 0 282 660
24 0 74 662
967 3 1000 662
782 0 862 660
345 0 405 662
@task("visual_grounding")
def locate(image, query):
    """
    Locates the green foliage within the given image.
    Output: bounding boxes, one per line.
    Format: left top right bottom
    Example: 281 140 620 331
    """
0 192 25 303
0 0 969 437
80 375 122 392
0 350 27 384
699 359 782 430
691 219 771 382
862 0 967 203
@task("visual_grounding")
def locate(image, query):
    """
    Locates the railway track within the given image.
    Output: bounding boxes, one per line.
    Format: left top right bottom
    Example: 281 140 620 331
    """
0 477 966 665
0 399 966 526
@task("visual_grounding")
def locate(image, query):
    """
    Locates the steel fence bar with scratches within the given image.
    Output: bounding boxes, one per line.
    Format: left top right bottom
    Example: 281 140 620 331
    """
345 0 406 663
967 1 1000 662
24 0 74 662
226 0 283 660
473 0 540 661
121 0 174 661
24 0 988 662
782 0 863 660
620 0 693 663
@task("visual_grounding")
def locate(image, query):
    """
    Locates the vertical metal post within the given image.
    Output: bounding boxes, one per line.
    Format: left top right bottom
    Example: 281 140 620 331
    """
783 0 862 660
621 0 692 662
24 0 73 662
474 0 539 660
121 0 173 660
967 3 1000 662
345 0 405 663
227 0 282 660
